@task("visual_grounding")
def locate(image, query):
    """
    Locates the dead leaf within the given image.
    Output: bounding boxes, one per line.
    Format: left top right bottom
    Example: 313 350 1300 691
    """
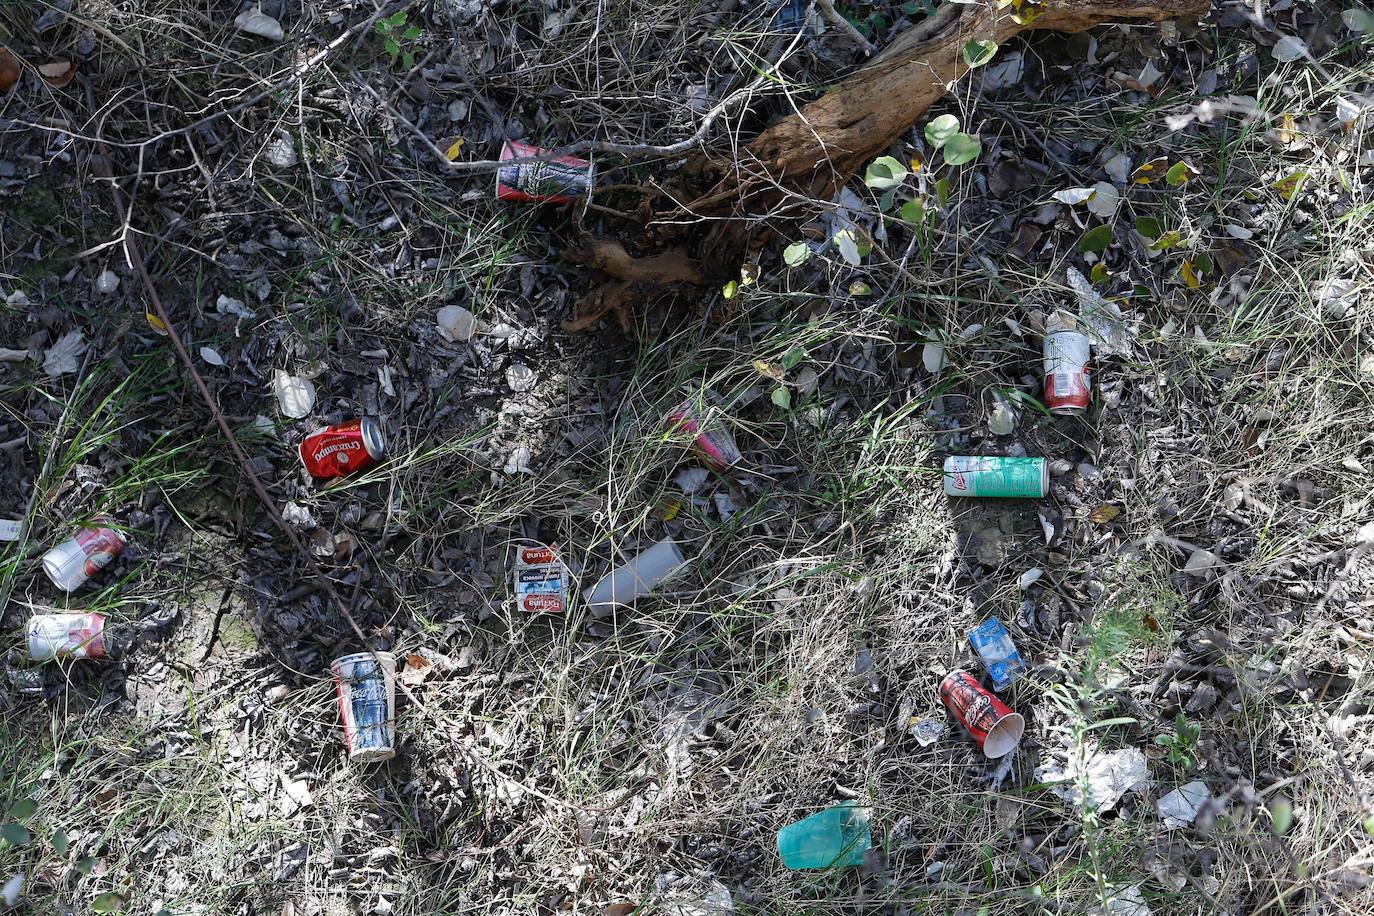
1007 222 1042 260
753 359 784 382
445 137 465 160
1088 505 1121 524
1276 113 1298 146
0 48 20 91
37 60 75 88
1271 172 1307 201
651 495 682 521
1131 156 1168 185
1181 258 1200 289
400 653 433 686
602 905 637 916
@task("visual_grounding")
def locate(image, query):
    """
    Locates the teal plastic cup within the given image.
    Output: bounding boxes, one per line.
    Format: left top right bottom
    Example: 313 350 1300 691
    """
776 803 872 870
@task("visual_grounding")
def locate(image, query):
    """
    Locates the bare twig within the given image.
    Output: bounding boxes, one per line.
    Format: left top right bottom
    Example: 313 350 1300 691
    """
815 0 877 56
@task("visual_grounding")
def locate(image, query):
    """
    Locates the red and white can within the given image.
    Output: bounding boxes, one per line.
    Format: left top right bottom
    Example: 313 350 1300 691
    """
939 669 1024 758
495 140 595 204
42 522 127 592
666 401 742 471
300 418 386 480
27 613 107 661
1043 311 1091 414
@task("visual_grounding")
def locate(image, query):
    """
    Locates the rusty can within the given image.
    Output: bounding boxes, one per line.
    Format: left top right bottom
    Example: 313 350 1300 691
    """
495 140 595 204
666 401 742 471
27 613 107 661
42 522 127 592
938 669 1024 758
1043 310 1091 414
300 418 386 480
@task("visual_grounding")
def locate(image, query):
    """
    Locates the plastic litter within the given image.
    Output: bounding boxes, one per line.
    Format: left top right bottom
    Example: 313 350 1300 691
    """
776 803 871 870
1157 780 1210 829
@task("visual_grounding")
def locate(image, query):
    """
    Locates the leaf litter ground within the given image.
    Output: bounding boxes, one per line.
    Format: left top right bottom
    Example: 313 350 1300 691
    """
1 0 1373 914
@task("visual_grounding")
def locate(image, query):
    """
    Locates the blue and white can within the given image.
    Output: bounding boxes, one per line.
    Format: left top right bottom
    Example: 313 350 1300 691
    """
331 651 396 763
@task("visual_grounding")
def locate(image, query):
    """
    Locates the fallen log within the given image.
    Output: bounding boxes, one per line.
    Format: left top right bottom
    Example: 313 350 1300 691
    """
567 0 1209 315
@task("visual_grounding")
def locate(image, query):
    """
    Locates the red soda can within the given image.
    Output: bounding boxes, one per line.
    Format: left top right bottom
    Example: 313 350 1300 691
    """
938 669 1025 758
300 418 386 480
666 401 742 471
1043 310 1091 414
42 521 128 592
495 140 595 204
27 613 107 661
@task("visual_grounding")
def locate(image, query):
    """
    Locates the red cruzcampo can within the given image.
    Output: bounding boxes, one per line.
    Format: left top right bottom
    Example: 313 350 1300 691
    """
666 401 742 471
1043 310 1091 414
939 669 1025 758
27 613 107 661
300 418 386 480
42 521 128 592
495 140 595 204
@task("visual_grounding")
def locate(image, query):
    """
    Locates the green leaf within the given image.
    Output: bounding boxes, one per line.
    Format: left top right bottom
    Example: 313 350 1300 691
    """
782 241 812 267
402 50 415 70
1079 224 1114 253
1084 716 1137 731
76 858 98 875
384 36 400 60
900 198 925 223
864 155 909 189
1193 251 1214 276
1134 216 1163 239
781 347 807 370
879 188 896 212
935 178 951 208
92 893 124 913
1 823 30 846
722 280 738 300
1150 230 1183 251
1363 813 1374 837
963 39 998 68
386 11 408 26
1165 161 1196 187
52 828 68 857
832 228 862 266
771 387 792 409
6 799 35 822
1344 8 1374 33
924 114 960 148
402 25 422 40
848 280 872 296
942 132 982 166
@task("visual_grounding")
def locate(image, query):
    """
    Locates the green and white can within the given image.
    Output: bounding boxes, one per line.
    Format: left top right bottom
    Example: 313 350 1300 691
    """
943 456 1047 498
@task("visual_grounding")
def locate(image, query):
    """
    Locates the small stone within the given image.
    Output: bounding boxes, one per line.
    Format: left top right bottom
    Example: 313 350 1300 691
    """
95 270 120 294
436 305 475 342
216 294 257 319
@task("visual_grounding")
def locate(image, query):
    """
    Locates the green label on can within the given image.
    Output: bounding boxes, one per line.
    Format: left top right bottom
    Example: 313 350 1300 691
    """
943 456 1047 498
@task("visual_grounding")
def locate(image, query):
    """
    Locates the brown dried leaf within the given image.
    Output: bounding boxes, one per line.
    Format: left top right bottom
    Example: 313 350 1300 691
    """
400 653 433 686
1008 222 1042 260
0 48 20 91
38 60 76 88
1088 504 1121 524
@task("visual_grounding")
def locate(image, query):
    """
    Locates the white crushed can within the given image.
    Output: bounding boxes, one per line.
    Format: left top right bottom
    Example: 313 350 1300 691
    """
28 613 108 661
42 521 127 592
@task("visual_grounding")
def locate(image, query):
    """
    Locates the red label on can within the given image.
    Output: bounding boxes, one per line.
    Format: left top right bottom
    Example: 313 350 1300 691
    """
1043 330 1091 412
74 527 126 578
301 420 379 480
495 140 594 204
521 546 556 565
520 594 564 613
666 403 742 471
939 670 1013 749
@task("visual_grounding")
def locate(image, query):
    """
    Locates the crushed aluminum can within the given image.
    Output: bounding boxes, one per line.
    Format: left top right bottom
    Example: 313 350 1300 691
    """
968 618 1026 691
942 456 1047 498
1043 310 1091 414
513 543 570 614
27 613 107 661
938 669 1024 759
300 418 386 480
908 715 945 747
42 521 127 592
331 651 397 763
666 401 742 471
495 140 595 204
